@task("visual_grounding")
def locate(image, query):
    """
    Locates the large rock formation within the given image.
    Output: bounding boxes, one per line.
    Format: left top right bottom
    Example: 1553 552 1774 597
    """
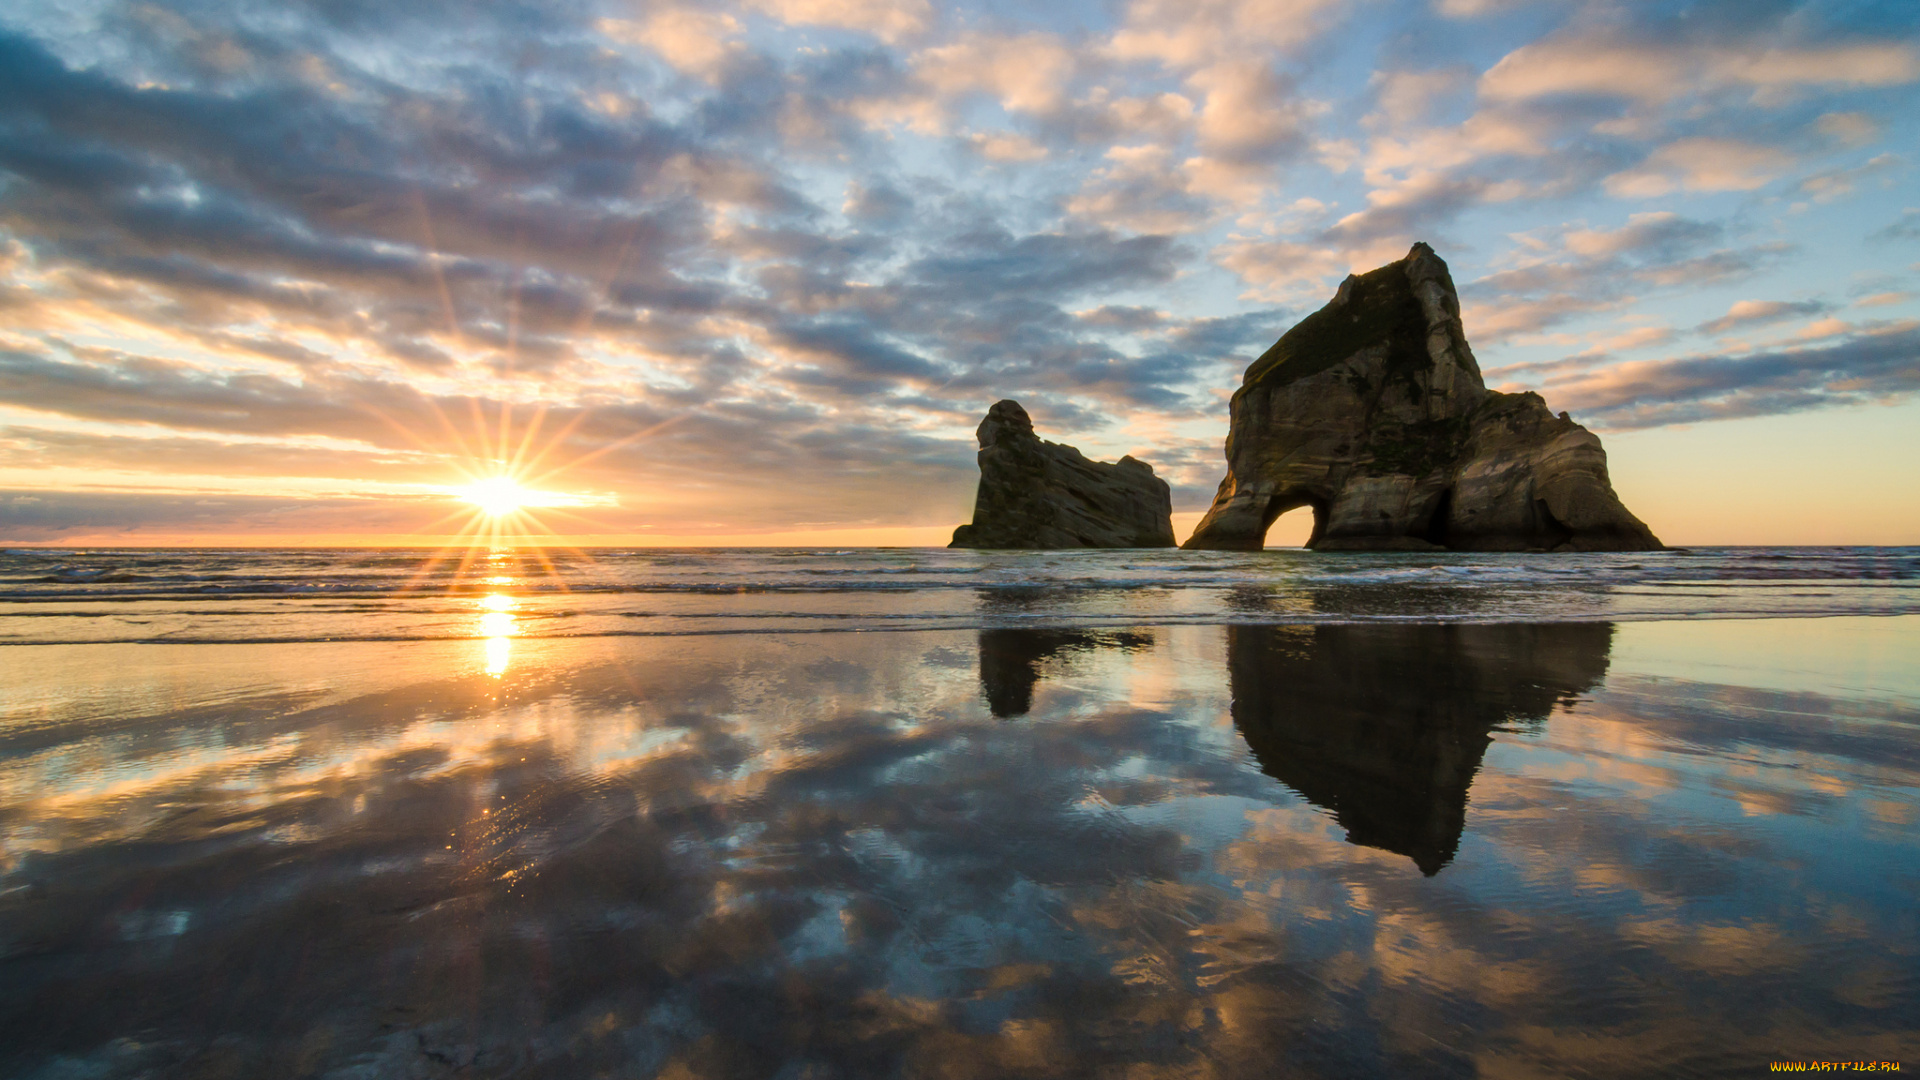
1184 243 1661 552
950 400 1176 549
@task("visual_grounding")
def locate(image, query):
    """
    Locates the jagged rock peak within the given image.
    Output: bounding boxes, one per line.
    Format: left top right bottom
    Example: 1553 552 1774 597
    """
1240 241 1482 402
1183 243 1661 553
951 399 1176 550
976 398 1036 447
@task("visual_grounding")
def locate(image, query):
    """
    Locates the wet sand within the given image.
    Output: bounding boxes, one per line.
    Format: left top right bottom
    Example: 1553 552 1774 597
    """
2 617 1916 1077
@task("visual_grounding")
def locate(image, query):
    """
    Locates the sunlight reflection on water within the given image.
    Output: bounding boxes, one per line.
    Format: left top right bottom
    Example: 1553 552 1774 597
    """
479 593 515 675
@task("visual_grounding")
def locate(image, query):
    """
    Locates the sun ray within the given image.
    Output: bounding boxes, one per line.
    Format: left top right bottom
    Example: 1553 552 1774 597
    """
571 189 647 337
466 395 493 472
504 405 601 484
357 397 483 469
507 402 552 478
413 187 463 348
520 412 689 488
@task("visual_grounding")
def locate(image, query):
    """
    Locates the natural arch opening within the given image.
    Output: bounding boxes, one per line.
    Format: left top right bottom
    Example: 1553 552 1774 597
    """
1532 498 1573 550
1261 495 1327 549
1421 488 1454 547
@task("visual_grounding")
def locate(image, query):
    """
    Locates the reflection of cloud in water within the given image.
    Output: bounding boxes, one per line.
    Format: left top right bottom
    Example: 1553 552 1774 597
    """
1228 623 1612 874
0 624 1914 1077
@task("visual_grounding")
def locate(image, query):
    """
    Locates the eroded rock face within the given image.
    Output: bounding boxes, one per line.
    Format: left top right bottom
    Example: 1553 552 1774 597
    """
1184 243 1661 552
950 400 1176 549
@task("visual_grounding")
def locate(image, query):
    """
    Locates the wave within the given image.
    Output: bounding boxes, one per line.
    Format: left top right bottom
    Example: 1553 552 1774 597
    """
11 605 1919 647
3 546 1916 646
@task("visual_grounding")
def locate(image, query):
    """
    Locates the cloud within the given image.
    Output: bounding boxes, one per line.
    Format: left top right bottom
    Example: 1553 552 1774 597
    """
1213 239 1349 301
841 181 913 226
1368 68 1473 131
913 31 1078 115
0 488 435 540
1854 291 1911 309
1462 213 1790 343
1604 138 1795 198
1188 61 1311 164
903 228 1183 305
1697 299 1832 335
1796 153 1903 203
1531 323 1920 429
1320 172 1490 250
1815 111 1882 149
747 0 932 43
598 10 746 81
1875 209 1920 241
1245 22 1903 301
1562 213 1724 260
1065 145 1215 234
0 425 435 483
966 130 1050 163
1581 325 1674 356
1468 295 1628 342
1479 37 1920 106
1433 0 1527 17
1794 316 1854 340
1107 0 1343 69
1307 25 1916 273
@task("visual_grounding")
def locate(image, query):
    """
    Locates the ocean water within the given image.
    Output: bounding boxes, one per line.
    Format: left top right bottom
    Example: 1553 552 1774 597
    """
2 545 1917 644
1 547 1917 1078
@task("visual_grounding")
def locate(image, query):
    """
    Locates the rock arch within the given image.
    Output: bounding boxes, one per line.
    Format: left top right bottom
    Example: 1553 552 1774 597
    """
1259 490 1329 548
1184 244 1660 553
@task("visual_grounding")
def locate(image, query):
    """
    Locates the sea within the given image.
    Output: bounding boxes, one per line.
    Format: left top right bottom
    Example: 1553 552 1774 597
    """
2 546 1917 1077
4 545 1919 644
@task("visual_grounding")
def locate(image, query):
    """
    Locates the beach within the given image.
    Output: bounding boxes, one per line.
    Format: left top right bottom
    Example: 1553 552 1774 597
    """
1 548 1917 1077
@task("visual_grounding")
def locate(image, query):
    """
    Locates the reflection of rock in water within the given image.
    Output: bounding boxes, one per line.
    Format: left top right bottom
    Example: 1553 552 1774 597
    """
978 629 1154 717
1230 623 1612 875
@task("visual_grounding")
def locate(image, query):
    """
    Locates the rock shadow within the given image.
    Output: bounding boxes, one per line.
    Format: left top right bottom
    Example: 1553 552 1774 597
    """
978 628 1154 717
1229 622 1613 874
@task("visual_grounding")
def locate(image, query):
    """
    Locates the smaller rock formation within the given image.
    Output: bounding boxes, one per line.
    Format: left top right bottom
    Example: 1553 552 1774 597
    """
950 400 1176 549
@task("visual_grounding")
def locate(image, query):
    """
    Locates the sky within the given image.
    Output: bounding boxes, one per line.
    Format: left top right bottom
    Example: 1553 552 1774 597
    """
0 0 1916 547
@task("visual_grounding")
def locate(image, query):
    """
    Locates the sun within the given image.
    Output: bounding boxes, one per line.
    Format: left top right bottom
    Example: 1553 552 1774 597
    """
391 393 660 553
459 476 538 517
431 470 608 551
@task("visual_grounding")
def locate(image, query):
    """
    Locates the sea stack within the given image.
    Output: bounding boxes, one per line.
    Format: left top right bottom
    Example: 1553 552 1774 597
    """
950 400 1176 549
1184 243 1661 552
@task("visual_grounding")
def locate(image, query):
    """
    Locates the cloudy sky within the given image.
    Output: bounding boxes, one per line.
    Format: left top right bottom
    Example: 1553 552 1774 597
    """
1 0 1916 545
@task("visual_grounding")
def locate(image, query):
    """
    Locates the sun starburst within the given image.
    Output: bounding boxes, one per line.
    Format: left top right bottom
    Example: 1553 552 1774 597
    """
458 476 550 517
363 393 679 603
